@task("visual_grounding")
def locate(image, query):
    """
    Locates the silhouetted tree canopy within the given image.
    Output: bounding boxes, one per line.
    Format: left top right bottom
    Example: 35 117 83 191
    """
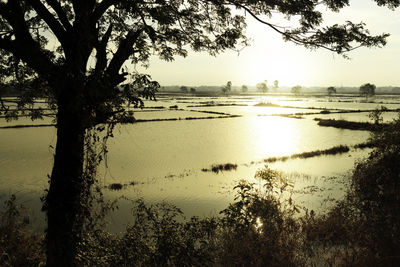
327 86 337 95
180 86 189 93
257 81 268 93
273 80 279 92
0 0 398 266
360 83 376 100
291 85 302 95
222 81 232 94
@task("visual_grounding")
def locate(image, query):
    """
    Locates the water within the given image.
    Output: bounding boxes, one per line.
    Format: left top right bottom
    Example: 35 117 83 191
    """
0 94 399 231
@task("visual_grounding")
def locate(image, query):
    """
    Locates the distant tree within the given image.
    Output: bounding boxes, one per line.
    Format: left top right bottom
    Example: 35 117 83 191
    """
222 81 232 94
360 83 376 101
291 85 302 96
190 87 196 94
256 81 268 94
273 80 279 92
241 85 248 93
180 86 189 93
327 86 337 100
327 86 337 95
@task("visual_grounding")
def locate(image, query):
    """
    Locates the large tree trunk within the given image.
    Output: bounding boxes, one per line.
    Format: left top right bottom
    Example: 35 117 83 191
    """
44 93 86 266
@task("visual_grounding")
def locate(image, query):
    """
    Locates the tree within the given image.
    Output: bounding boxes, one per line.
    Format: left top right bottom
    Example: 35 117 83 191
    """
368 105 388 125
0 0 396 265
257 81 268 94
241 85 248 93
291 85 302 96
327 86 337 100
273 80 279 92
222 81 232 95
190 87 196 94
180 86 189 93
360 83 376 101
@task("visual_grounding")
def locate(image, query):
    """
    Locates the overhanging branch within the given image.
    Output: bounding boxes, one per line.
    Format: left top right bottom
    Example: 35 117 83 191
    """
25 0 68 47
106 29 143 81
45 0 73 31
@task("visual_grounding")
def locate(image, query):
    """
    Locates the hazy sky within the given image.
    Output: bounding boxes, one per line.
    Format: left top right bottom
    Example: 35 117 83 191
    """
137 1 400 88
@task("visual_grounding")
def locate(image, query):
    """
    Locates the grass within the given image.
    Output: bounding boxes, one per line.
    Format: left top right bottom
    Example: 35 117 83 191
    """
187 103 248 107
275 114 304 119
108 183 124 190
254 102 282 107
202 163 238 173
187 109 230 115
354 141 375 149
315 118 386 131
264 145 350 163
125 115 241 123
0 123 55 129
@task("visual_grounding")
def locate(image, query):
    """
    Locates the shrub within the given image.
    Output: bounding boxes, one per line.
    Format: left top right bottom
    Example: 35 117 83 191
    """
309 113 400 265
216 167 304 266
0 195 45 266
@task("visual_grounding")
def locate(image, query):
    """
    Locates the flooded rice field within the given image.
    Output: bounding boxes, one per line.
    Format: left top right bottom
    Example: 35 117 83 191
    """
0 93 399 231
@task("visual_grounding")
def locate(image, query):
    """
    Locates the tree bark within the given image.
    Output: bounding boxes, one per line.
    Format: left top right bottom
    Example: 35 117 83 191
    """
44 93 86 266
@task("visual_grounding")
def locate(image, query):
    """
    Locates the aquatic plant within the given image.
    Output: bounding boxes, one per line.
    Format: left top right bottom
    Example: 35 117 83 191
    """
315 118 386 131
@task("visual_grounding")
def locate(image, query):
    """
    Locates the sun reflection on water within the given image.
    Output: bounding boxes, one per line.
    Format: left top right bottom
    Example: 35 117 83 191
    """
245 116 300 159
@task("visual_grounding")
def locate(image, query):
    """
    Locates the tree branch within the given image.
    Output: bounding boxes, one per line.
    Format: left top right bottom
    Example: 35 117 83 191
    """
0 36 14 52
25 0 68 47
91 0 119 23
71 0 96 22
45 0 73 31
106 29 142 81
94 24 113 75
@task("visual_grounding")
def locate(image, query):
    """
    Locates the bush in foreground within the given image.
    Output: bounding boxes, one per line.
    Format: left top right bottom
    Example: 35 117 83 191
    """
0 195 45 266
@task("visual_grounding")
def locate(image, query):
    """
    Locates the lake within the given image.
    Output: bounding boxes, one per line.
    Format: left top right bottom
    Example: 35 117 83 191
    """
0 93 398 231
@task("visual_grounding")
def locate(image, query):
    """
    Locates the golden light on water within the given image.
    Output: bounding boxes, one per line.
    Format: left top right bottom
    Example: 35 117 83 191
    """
254 117 299 156
238 107 301 159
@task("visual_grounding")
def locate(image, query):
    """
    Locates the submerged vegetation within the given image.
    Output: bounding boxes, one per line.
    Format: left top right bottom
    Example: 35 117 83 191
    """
264 145 350 163
315 118 387 131
202 163 238 173
254 102 281 107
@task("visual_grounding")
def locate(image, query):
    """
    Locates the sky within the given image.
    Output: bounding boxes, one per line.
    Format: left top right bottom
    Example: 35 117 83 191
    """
138 0 400 88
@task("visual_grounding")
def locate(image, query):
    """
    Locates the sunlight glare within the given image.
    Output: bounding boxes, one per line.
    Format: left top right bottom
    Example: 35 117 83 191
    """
246 115 300 159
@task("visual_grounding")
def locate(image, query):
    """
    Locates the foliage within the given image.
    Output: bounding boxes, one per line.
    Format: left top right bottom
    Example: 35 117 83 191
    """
256 81 268 94
291 85 302 95
72 165 304 266
368 105 388 124
327 86 337 97
180 86 188 93
0 0 398 264
273 80 279 92
241 85 248 93
360 83 376 101
221 81 232 94
0 195 45 266
216 166 304 266
77 200 219 266
307 113 400 265
316 118 386 131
